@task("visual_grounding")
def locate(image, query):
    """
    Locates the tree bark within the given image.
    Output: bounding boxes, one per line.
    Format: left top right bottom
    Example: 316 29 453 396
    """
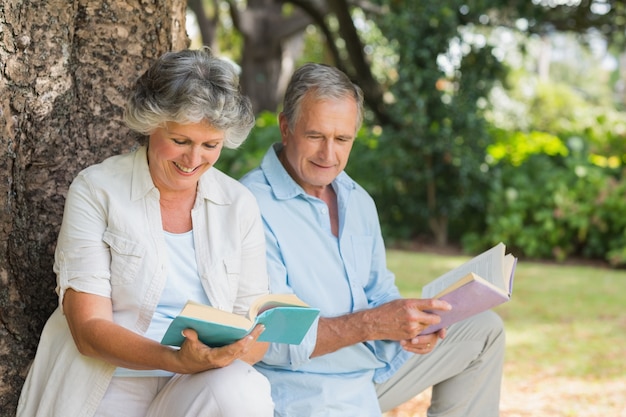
0 0 187 413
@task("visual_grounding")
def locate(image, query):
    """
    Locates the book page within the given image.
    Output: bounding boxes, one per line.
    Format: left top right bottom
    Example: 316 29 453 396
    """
503 254 517 294
422 243 506 298
182 302 252 329
248 293 311 319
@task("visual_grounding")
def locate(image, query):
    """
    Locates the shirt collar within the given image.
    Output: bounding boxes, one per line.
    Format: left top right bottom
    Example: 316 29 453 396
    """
131 146 154 201
261 142 356 201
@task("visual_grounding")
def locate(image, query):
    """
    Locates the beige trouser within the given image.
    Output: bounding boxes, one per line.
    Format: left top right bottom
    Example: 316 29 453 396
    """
95 360 274 417
376 310 506 417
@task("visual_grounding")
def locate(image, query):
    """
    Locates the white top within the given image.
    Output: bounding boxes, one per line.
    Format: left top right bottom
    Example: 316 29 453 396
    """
146 230 211 342
17 146 269 417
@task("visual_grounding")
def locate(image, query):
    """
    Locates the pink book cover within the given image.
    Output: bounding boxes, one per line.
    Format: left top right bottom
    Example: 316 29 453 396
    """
420 279 510 335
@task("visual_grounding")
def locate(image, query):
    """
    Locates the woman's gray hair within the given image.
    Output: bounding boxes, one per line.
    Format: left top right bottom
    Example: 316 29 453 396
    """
281 63 364 134
124 48 254 149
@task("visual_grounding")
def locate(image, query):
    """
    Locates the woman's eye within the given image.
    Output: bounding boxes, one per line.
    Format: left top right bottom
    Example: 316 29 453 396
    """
172 138 187 145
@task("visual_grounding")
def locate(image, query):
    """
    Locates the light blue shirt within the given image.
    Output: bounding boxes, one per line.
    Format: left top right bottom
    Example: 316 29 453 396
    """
241 144 412 417
145 230 211 342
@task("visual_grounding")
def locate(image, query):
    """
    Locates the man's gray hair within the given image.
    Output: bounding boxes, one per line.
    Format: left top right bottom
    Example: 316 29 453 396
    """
282 63 364 133
124 47 254 149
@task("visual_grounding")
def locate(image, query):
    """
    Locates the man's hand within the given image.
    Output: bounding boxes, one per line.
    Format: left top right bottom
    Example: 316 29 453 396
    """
313 298 451 358
361 298 451 341
400 328 447 354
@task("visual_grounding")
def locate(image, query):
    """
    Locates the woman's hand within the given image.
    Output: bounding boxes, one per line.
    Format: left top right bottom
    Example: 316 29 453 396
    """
174 324 268 373
63 289 269 374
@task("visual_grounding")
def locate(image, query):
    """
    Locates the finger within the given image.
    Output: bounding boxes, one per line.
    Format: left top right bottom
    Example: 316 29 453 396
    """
400 341 432 355
248 324 265 341
407 298 451 313
437 328 447 339
227 324 266 353
182 328 199 342
423 298 452 312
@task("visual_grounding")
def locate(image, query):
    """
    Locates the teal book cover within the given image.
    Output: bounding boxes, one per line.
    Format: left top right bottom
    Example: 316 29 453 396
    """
161 296 320 348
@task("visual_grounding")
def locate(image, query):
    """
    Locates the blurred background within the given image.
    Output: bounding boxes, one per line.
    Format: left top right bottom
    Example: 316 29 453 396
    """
185 0 626 267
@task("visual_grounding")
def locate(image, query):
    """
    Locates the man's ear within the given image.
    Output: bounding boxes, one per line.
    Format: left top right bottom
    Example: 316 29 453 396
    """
278 113 289 144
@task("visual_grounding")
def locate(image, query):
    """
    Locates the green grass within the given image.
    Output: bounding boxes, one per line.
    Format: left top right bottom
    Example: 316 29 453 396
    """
387 249 626 381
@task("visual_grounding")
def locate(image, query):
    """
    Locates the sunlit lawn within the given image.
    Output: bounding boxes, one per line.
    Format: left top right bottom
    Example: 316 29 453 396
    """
386 248 626 416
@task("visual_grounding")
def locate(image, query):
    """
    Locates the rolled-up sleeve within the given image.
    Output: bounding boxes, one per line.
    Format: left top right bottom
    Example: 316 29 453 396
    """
54 174 112 306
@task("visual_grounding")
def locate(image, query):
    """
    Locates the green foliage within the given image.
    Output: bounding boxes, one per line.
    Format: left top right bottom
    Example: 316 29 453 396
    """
208 0 626 265
362 1 508 243
215 111 279 179
489 69 626 162
463 140 626 266
474 58 626 265
487 129 568 166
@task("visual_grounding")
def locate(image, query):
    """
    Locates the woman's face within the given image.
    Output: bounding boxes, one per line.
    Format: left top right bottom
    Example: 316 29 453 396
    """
147 121 224 194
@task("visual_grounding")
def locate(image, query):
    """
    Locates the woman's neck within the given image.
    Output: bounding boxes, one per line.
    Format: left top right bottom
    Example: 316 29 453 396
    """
159 189 196 233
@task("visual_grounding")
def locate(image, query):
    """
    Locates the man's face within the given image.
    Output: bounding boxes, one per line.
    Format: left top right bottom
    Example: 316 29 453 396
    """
279 94 358 197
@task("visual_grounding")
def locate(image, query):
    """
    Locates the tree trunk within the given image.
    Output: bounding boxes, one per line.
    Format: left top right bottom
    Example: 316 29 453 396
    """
233 0 310 113
0 0 187 414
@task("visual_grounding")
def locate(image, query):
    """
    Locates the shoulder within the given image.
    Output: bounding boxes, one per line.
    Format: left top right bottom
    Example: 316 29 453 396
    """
338 171 376 203
239 144 281 197
204 168 259 205
73 149 137 189
239 167 268 193
82 150 134 174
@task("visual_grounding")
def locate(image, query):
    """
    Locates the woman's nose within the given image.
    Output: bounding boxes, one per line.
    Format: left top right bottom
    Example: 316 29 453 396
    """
184 146 202 167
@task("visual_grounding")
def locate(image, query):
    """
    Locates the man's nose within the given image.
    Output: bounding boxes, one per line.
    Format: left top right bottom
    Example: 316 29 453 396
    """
319 139 334 158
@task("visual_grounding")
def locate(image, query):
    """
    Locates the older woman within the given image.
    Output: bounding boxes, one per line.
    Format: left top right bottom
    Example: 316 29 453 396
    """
17 49 274 417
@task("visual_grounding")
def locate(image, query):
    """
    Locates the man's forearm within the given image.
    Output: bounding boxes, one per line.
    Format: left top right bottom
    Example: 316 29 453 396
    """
310 298 451 358
311 310 374 357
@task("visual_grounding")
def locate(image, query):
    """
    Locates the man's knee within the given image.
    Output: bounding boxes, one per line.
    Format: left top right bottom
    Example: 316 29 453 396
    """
449 310 506 345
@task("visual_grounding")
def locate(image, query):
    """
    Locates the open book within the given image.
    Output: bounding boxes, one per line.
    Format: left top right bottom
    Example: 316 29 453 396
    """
161 293 320 347
419 242 517 335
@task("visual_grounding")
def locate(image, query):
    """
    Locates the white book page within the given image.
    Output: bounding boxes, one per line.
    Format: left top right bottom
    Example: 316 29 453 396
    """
422 243 506 298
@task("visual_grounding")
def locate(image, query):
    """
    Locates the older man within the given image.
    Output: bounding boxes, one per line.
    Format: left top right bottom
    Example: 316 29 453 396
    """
241 63 505 417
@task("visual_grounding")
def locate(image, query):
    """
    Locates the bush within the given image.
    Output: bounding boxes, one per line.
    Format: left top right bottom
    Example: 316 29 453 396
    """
464 151 626 266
